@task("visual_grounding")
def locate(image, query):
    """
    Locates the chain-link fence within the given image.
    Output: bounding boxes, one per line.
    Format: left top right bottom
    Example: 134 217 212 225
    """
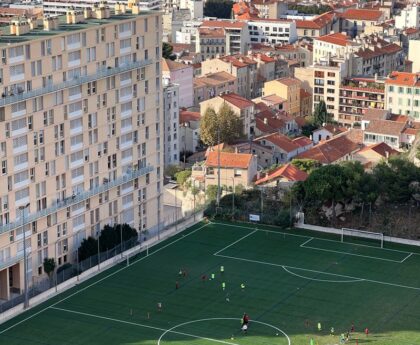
0 208 204 314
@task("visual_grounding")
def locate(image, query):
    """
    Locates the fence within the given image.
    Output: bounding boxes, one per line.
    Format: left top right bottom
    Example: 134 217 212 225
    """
0 209 204 318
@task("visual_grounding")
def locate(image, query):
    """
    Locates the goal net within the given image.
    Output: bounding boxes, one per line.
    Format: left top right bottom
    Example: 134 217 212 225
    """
341 228 384 248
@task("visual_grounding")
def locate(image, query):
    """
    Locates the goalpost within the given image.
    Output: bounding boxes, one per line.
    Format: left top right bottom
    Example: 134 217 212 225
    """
341 228 384 248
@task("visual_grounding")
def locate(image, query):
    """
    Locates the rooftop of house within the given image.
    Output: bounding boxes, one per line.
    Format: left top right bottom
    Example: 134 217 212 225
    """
0 11 151 47
198 27 226 38
340 8 383 21
162 58 192 72
315 32 353 47
362 108 390 121
296 11 335 30
220 92 255 109
273 77 301 87
364 119 407 136
256 133 310 153
194 71 236 88
201 20 246 29
180 110 200 124
260 94 286 104
296 130 361 164
314 124 347 136
357 142 399 157
385 71 420 87
255 163 308 185
206 151 254 169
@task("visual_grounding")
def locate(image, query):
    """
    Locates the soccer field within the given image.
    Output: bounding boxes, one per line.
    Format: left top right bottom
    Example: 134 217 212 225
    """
1 220 420 345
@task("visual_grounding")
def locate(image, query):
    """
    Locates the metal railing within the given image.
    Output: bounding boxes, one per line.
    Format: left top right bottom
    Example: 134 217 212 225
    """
0 166 154 234
0 59 152 107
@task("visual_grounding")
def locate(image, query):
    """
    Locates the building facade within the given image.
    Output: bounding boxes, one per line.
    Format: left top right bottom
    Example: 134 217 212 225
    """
163 83 180 167
0 9 163 301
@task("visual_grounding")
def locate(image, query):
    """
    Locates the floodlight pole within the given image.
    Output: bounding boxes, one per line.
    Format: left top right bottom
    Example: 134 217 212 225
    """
216 125 221 209
19 203 30 309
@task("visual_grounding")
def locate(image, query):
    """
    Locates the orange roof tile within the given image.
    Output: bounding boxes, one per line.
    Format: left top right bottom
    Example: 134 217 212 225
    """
385 71 420 87
357 142 399 157
365 119 407 136
201 20 246 29
220 93 255 109
198 27 226 38
316 32 351 47
255 163 308 185
341 9 383 21
256 133 309 153
180 111 200 124
206 151 253 169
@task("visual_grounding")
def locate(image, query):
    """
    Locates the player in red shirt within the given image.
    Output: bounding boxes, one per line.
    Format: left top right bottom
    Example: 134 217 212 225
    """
365 328 369 337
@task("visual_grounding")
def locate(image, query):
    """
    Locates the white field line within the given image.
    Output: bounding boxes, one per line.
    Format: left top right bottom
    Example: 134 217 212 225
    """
281 266 364 283
400 252 414 263
0 222 211 335
300 243 405 263
212 222 417 256
215 253 420 291
213 229 258 256
51 307 240 345
299 238 314 247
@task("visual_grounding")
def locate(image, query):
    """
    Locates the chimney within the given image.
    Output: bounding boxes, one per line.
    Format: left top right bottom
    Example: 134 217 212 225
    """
66 10 84 24
28 17 39 30
84 8 92 19
10 19 30 36
132 4 140 14
93 2 111 19
43 16 59 31
115 2 127 14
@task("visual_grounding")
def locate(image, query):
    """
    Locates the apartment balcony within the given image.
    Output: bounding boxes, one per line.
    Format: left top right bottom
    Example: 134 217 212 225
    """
0 59 153 107
0 165 154 234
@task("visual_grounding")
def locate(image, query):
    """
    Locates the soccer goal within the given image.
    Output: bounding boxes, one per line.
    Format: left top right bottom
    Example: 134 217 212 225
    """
341 228 384 248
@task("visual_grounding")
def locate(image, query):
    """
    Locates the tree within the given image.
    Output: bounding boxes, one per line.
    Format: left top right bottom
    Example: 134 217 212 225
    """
313 100 329 126
206 185 219 201
204 0 234 18
234 183 245 195
162 42 175 60
291 159 321 173
200 104 243 146
164 164 182 180
99 224 138 251
175 170 192 188
78 237 98 261
43 258 56 279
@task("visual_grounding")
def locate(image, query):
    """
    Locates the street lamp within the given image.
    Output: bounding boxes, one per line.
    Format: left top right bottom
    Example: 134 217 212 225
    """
18 203 30 309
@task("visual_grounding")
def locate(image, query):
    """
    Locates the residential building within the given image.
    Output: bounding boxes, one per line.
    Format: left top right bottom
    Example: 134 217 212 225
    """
247 19 298 45
338 83 385 126
363 119 408 150
263 77 302 117
179 110 201 154
254 133 313 163
200 20 249 55
193 71 237 106
353 142 399 168
313 32 356 64
295 12 339 39
162 59 194 108
163 83 180 167
312 125 347 144
408 39 420 73
254 110 300 136
232 1 260 20
252 0 288 20
196 27 226 61
199 93 255 138
385 71 420 119
340 9 385 37
191 151 258 188
395 5 420 30
296 130 363 164
0 9 163 300
0 7 43 24
255 163 308 187
201 55 258 98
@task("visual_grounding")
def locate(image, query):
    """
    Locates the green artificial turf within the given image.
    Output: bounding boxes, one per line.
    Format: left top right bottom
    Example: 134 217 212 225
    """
1 220 420 345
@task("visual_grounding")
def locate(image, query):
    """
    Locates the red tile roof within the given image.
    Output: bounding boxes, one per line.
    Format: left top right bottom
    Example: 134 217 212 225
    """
296 132 361 164
365 119 407 136
201 20 246 29
257 133 309 153
220 93 255 109
206 151 253 169
385 72 420 87
357 142 399 157
198 27 226 38
255 163 308 185
180 111 200 124
316 32 351 47
341 9 383 21
162 59 191 72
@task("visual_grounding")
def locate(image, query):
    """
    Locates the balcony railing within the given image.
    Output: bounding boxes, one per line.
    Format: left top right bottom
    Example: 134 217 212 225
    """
0 165 154 234
0 59 153 107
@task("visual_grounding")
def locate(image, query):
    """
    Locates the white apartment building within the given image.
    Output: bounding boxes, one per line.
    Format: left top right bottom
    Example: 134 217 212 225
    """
247 19 298 45
163 82 180 167
43 0 161 15
0 9 163 301
395 5 420 30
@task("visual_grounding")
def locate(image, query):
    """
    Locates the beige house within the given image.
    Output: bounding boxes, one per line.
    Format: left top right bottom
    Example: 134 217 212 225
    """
340 9 385 37
296 12 338 39
196 27 226 61
193 71 237 106
192 151 258 188
0 9 163 300
263 78 302 117
199 92 255 138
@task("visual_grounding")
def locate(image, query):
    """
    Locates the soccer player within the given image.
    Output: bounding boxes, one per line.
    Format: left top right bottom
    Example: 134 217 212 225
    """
211 273 215 280
175 281 179 289
310 338 314 345
222 282 226 290
351 322 355 332
178 269 183 277
220 265 224 273
201 274 207 282
317 322 322 331
157 302 162 312
241 283 245 291
365 328 369 337
330 327 334 336
242 313 249 326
